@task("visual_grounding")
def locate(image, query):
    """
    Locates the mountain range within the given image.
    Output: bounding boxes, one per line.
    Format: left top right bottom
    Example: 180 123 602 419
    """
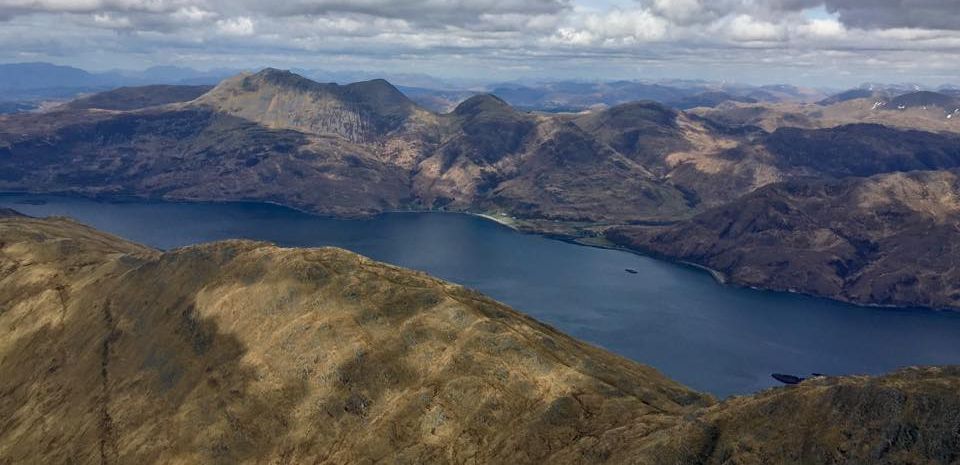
1 211 957 464
2 68 960 310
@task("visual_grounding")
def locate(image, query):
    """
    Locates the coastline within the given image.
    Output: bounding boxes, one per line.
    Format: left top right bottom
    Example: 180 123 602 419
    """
0 190 952 314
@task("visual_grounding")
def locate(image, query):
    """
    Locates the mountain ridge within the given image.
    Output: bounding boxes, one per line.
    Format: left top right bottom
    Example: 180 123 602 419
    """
1 212 958 464
3 69 960 310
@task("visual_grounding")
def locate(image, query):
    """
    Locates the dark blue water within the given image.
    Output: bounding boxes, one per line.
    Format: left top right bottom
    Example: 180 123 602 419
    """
4 193 960 398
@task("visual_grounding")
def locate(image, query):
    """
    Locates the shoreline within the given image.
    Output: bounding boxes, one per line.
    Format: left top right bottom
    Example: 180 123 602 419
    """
0 190 953 314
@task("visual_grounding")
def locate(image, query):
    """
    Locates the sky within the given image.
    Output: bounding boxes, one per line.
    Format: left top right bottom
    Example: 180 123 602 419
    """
1 0 960 87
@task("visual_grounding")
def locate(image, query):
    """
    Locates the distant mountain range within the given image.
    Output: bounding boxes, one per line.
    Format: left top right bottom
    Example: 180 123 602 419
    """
5 61 960 116
2 68 960 310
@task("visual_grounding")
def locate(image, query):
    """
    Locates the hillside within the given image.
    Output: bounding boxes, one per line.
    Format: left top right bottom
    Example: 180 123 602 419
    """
1 213 958 464
65 85 214 111
4 69 960 309
695 97 960 133
194 68 434 143
608 170 960 310
415 96 693 223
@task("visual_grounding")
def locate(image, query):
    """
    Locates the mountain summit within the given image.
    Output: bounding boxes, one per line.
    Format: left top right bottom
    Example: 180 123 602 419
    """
195 68 423 142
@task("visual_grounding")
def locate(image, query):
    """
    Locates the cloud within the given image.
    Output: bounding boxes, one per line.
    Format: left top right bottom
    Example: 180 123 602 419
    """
0 0 958 86
551 7 668 45
216 16 255 36
719 14 785 42
823 0 960 31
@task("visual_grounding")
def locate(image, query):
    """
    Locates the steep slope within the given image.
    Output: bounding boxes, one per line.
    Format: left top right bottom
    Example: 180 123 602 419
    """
194 68 437 145
608 170 960 310
65 85 214 111
890 91 960 111
0 108 412 216
574 101 690 173
415 96 691 223
1 214 958 464
575 102 783 209
0 213 708 464
640 367 960 465
764 124 960 177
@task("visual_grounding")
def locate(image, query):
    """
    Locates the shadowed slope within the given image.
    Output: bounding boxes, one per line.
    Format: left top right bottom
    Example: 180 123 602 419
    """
0 214 708 464
194 68 431 143
65 85 214 111
0 214 958 464
609 170 960 310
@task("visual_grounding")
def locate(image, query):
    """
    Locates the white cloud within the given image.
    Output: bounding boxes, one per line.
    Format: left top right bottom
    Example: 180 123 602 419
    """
216 16 254 36
721 14 785 42
0 0 959 86
797 18 846 39
172 6 216 22
551 7 668 45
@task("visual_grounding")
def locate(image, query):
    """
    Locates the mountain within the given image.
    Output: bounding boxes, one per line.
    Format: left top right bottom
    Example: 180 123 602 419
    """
573 101 689 171
764 124 960 177
817 88 882 106
889 91 960 112
695 95 960 133
608 170 960 309
0 71 700 225
397 85 474 113
194 68 431 144
414 95 692 223
667 91 758 110
0 62 102 91
4 68 960 310
486 81 691 112
65 85 214 111
2 212 958 464
0 101 36 115
0 72 415 216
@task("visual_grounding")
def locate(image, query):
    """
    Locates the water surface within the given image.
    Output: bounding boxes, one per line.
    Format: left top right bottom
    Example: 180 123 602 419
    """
4 193 959 397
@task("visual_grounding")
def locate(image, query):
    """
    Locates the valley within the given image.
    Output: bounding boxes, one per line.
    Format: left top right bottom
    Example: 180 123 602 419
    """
2 69 960 311
6 0 960 461
8 194 960 398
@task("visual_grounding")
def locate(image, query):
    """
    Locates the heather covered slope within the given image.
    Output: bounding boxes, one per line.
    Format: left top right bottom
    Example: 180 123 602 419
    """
0 213 708 464
609 170 960 310
641 367 960 465
64 84 214 111
0 108 411 216
414 95 693 223
1 214 958 464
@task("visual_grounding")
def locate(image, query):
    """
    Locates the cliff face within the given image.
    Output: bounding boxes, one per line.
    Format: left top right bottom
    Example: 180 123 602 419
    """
194 68 428 143
1 214 958 465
